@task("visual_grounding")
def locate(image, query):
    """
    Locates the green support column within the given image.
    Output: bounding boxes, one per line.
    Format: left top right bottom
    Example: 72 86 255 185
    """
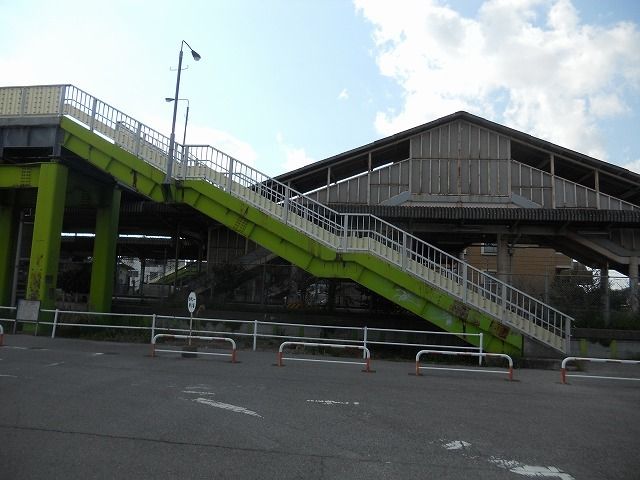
26 163 68 308
89 187 121 312
0 204 17 306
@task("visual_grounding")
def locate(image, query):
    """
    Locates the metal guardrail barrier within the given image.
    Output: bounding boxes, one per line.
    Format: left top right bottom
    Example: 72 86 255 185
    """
0 84 577 352
3 307 476 360
560 357 640 384
277 341 371 373
415 350 514 381
151 334 237 362
0 324 3 346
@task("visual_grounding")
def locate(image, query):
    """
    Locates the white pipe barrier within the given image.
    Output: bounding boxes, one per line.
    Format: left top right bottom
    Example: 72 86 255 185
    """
0 324 3 346
415 350 514 381
278 341 371 373
151 334 237 363
561 357 640 384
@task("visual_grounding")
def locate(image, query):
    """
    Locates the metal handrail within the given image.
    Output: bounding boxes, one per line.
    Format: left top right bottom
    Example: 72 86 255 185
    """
0 84 574 351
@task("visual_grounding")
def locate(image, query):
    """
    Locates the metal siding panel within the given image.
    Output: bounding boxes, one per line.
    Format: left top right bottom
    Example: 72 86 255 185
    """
479 129 489 158
499 135 509 159
576 185 586 207
449 123 457 159
431 159 440 193
401 161 410 186
411 136 420 158
498 160 508 195
479 159 488 195
359 176 368 203
564 180 576 206
461 122 470 158
489 132 498 158
470 125 480 158
555 178 564 207
412 158 422 193
461 158 470 194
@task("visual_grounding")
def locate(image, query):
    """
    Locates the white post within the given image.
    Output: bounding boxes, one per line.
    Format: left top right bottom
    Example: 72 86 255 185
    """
89 97 98 131
151 314 156 343
362 326 368 359
402 232 408 271
564 318 571 355
342 214 349 251
51 309 59 339
478 333 483 366
282 186 290 224
462 263 468 304
253 319 258 351
227 158 234 193
134 122 142 157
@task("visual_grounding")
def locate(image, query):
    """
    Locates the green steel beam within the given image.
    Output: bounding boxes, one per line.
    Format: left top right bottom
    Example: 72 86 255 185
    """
179 180 523 356
89 187 121 312
0 203 17 306
0 164 41 188
55 118 523 355
60 117 169 202
26 163 68 308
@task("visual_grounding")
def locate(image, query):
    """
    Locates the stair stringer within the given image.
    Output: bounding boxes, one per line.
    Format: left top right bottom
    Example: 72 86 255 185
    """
180 180 523 356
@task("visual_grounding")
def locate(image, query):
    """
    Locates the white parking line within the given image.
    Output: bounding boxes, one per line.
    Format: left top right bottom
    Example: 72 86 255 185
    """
0 374 17 378
306 400 360 406
192 397 262 418
441 440 575 480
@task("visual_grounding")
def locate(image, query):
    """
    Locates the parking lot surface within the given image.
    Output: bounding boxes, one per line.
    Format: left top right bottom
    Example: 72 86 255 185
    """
1 335 639 479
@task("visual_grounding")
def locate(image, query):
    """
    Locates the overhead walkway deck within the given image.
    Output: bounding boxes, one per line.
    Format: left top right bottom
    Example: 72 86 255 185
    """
0 85 574 355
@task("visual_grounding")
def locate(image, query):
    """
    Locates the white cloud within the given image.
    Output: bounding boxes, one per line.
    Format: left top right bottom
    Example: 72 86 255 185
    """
276 133 316 173
338 88 349 100
355 0 640 160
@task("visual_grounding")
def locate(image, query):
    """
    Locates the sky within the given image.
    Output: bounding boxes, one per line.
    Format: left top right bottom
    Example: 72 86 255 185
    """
1 0 639 177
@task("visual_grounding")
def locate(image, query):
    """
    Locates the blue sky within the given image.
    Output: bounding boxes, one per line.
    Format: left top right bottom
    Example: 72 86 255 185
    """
1 0 639 177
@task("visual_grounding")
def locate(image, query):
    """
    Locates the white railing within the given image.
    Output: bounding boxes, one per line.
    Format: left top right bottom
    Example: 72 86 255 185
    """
277 341 371 372
151 333 237 362
7 308 483 355
561 356 640 384
415 349 514 381
0 84 573 351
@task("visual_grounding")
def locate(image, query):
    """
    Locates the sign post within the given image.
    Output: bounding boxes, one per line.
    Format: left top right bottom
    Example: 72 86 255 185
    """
187 291 196 346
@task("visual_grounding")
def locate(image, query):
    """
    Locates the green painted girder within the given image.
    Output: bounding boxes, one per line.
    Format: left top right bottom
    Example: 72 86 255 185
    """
0 163 114 208
60 117 170 203
179 180 523 356
56 117 523 355
0 164 41 188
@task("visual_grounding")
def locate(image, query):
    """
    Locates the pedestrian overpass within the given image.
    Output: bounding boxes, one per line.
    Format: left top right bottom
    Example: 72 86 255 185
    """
0 85 577 355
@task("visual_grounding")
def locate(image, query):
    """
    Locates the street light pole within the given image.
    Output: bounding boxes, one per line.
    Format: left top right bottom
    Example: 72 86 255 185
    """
165 98 190 146
165 40 201 184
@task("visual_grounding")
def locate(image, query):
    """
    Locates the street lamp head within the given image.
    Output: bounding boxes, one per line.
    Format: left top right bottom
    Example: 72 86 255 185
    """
165 97 175 102
191 50 201 61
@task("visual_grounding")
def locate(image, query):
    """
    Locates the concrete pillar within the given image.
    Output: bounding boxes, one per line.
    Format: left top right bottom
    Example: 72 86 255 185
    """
600 265 610 326
496 234 511 283
26 163 68 309
88 187 121 312
629 256 639 314
0 204 17 306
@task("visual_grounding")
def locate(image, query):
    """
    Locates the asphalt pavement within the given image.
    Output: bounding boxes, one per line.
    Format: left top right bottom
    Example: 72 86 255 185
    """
1 334 639 479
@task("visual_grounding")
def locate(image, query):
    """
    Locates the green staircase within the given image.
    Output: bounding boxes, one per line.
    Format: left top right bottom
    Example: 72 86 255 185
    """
0 85 574 355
